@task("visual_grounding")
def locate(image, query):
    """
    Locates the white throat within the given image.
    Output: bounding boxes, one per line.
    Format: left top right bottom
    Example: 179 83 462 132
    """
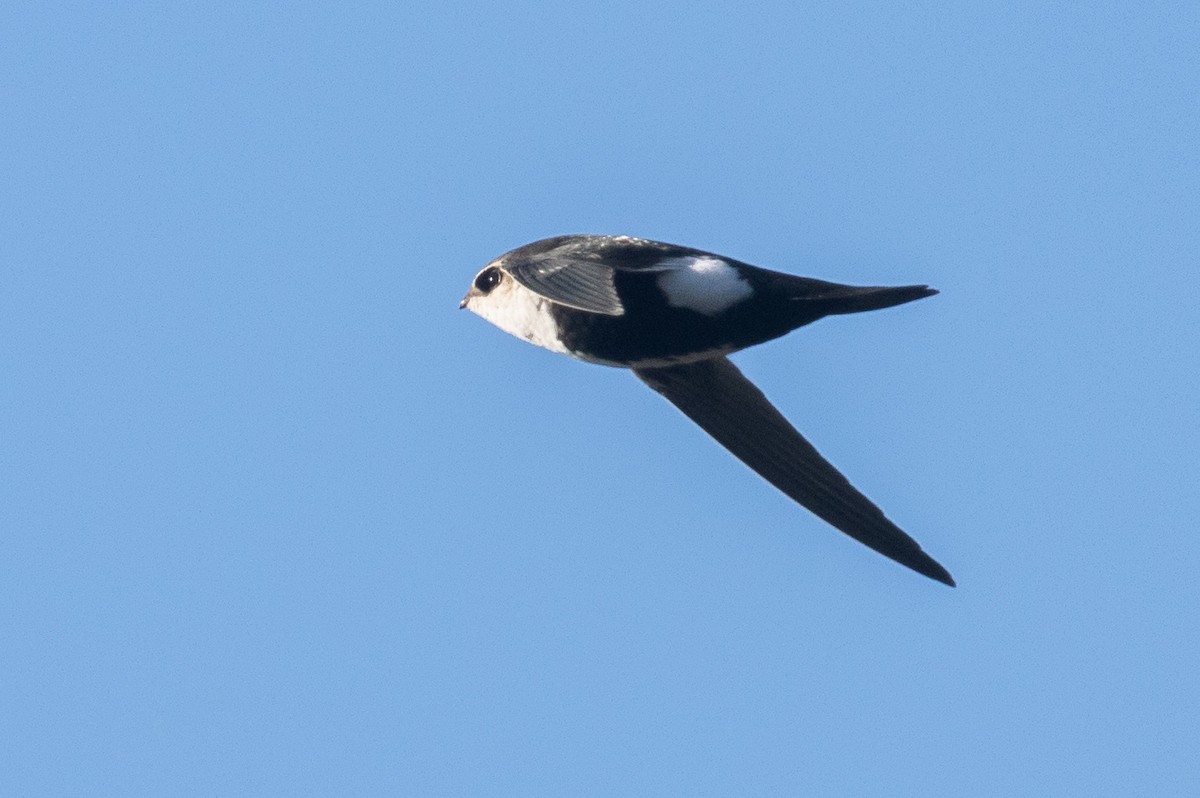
464 275 571 357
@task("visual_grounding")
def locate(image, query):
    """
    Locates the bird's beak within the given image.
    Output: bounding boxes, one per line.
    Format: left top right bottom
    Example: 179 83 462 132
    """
458 295 469 310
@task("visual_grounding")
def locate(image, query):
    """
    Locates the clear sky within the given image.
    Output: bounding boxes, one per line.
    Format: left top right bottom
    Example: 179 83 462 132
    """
3 2 1198 795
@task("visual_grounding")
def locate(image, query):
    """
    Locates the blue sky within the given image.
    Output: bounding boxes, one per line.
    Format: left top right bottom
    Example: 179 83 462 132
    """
3 2 1198 794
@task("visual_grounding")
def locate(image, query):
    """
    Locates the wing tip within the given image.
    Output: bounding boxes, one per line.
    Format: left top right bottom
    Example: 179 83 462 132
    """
912 556 956 587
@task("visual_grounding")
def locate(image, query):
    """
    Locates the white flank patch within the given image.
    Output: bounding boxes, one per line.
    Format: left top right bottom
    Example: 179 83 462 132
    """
464 272 571 357
656 256 753 315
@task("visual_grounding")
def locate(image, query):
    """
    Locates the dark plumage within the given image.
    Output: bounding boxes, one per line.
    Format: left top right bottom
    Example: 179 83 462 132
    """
462 235 954 586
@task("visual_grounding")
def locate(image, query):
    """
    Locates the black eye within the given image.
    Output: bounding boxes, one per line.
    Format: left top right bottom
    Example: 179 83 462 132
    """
474 267 503 294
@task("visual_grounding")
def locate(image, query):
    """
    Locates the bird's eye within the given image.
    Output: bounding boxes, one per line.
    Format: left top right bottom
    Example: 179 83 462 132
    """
474 267 503 294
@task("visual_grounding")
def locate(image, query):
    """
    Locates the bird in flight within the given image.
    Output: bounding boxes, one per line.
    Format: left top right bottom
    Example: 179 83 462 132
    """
460 235 954 586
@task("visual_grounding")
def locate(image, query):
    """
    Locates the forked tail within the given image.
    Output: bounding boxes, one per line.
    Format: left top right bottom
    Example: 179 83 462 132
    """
795 282 938 315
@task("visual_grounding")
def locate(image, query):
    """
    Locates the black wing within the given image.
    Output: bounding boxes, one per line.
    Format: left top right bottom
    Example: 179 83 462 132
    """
501 235 725 316
505 256 625 316
634 356 954 586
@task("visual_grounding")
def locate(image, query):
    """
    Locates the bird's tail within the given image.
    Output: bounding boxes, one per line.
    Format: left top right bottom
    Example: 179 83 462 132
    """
793 282 938 315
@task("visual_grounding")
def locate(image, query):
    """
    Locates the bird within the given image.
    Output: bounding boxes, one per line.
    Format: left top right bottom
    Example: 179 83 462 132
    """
460 234 954 586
